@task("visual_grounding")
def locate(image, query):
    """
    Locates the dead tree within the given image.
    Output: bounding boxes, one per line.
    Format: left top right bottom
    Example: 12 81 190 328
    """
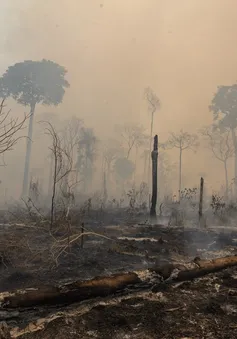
200 125 234 199
164 129 199 201
150 135 158 221
44 122 73 229
144 87 160 188
61 117 83 193
115 123 148 159
0 99 28 161
199 177 204 227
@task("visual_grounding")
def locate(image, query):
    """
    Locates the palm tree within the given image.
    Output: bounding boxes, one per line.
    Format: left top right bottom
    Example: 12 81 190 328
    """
0 59 70 196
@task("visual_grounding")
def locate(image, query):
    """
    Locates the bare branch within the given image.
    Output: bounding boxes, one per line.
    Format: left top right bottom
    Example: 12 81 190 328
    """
144 87 161 113
115 123 149 159
40 121 75 229
200 125 234 163
0 99 29 157
164 129 199 152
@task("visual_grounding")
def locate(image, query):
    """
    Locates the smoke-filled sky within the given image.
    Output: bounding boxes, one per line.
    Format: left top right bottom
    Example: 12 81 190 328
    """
2 0 237 133
1 0 237 195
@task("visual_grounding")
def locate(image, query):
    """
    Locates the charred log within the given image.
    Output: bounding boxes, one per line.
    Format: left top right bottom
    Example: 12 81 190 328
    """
1 272 140 308
1 255 237 310
149 255 237 282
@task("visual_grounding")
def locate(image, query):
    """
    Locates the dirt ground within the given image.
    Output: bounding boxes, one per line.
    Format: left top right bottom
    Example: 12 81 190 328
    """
1 218 237 338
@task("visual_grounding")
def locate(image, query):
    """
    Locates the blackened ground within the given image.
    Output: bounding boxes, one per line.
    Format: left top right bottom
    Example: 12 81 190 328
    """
15 266 237 339
1 222 237 338
1 223 236 291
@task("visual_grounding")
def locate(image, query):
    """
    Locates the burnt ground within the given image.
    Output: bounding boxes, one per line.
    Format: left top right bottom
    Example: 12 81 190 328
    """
1 218 237 338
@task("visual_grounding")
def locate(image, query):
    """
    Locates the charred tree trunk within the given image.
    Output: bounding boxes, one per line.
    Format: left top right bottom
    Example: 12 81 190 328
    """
178 147 182 202
199 177 204 227
147 111 155 189
81 222 84 249
150 135 158 221
231 128 237 197
1 273 140 308
150 255 237 282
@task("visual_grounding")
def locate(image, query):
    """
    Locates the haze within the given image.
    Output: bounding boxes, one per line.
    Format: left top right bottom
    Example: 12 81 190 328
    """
0 0 237 198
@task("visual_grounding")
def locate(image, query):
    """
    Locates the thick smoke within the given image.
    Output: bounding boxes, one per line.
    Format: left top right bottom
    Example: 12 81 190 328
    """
1 0 237 196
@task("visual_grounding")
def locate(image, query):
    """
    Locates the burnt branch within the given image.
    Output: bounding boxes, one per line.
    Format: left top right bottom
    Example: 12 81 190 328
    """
0 99 28 158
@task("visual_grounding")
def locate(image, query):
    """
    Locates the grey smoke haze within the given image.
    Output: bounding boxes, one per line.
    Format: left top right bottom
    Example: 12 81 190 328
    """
0 0 237 197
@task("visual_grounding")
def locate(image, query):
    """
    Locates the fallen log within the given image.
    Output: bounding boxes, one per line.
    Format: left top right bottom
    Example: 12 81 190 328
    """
1 255 237 310
0 272 140 308
149 255 237 282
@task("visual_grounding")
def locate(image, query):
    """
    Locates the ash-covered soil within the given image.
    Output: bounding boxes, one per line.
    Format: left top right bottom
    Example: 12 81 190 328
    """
6 267 237 339
1 220 237 338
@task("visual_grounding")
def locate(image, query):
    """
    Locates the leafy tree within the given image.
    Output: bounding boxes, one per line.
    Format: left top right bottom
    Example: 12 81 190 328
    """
209 84 237 194
0 59 70 196
164 130 199 201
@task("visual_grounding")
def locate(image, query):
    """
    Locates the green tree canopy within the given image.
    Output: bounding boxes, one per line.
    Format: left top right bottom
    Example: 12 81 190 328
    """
0 59 70 106
209 84 237 129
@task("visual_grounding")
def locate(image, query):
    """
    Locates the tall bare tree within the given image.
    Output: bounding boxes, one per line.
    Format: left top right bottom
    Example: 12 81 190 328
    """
115 123 148 159
61 117 83 193
44 117 82 198
144 87 160 186
200 125 234 199
164 130 199 201
44 122 73 229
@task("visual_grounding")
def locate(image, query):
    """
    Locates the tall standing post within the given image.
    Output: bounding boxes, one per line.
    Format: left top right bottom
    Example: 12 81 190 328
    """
199 177 204 227
150 135 158 221
81 222 85 249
